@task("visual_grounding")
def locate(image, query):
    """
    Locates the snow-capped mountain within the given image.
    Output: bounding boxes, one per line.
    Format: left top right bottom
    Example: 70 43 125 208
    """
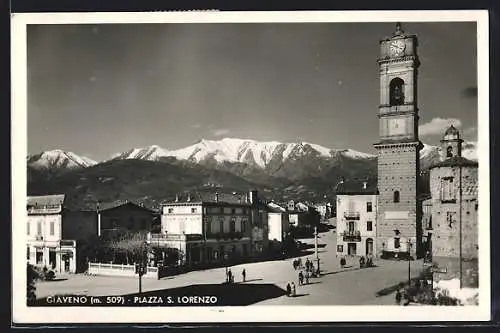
27 150 97 170
111 138 376 168
110 145 171 161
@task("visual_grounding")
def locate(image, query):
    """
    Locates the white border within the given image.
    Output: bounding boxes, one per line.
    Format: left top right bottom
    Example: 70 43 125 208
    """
11 10 490 324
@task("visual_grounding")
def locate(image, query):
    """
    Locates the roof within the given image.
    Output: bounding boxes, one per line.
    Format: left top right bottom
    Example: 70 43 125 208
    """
166 192 254 206
97 200 154 212
429 156 478 169
336 180 378 195
444 125 459 136
27 194 65 207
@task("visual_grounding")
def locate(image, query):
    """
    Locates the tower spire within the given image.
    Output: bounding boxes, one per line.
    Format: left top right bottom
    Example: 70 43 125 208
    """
394 22 404 36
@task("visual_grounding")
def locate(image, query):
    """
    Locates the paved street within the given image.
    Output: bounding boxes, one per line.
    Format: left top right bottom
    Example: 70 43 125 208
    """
36 230 425 305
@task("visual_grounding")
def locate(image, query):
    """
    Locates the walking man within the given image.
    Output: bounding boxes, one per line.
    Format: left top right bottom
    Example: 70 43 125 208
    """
305 270 310 285
395 289 402 305
298 271 304 285
242 268 246 282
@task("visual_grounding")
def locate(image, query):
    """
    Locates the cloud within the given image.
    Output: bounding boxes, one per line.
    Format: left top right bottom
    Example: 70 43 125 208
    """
419 117 462 137
211 128 230 137
461 86 478 98
191 124 202 129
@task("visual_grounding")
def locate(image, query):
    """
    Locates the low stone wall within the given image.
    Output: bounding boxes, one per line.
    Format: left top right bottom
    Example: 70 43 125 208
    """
88 263 158 279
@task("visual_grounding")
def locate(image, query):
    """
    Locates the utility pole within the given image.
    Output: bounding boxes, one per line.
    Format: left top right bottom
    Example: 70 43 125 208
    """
314 226 320 276
408 239 412 287
459 166 463 289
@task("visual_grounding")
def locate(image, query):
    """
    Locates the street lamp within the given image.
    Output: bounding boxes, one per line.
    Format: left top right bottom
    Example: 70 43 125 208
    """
407 239 412 287
314 226 320 276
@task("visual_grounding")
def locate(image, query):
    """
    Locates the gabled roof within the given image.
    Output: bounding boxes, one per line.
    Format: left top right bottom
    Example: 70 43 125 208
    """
429 156 478 169
98 200 154 213
27 194 65 207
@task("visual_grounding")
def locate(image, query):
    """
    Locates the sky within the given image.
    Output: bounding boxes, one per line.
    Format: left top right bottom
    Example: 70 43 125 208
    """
27 22 478 161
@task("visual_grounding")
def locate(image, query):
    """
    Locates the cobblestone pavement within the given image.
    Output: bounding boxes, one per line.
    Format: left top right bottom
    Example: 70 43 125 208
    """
36 230 425 305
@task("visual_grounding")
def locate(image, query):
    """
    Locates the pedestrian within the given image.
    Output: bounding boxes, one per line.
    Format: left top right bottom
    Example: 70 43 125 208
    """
242 268 246 282
298 258 303 269
359 256 365 269
395 289 402 305
298 271 304 285
227 269 233 284
305 270 310 284
340 256 346 269
286 283 291 297
291 282 296 297
305 258 310 272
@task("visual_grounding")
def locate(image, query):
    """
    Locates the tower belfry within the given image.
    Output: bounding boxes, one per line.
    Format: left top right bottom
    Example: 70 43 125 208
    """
374 23 423 258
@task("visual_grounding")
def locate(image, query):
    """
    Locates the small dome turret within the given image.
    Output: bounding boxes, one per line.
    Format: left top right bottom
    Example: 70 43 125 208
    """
443 125 460 141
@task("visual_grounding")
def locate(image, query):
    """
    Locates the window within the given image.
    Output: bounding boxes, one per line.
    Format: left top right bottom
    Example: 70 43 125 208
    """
231 208 236 214
394 237 400 249
241 220 246 233
27 222 30 235
230 219 236 233
367 221 373 231
447 212 457 228
446 146 453 158
168 208 174 213
348 221 355 233
393 191 400 203
440 177 455 202
389 77 405 106
50 221 54 236
191 208 197 213
37 221 42 235
206 221 211 234
219 220 224 233
367 202 372 212
27 247 30 260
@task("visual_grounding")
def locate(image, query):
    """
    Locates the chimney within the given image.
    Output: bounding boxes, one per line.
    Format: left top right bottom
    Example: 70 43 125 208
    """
363 182 367 190
215 192 219 203
187 193 191 202
175 194 179 202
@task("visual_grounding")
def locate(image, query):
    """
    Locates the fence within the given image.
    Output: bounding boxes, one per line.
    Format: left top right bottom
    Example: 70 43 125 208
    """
88 262 159 279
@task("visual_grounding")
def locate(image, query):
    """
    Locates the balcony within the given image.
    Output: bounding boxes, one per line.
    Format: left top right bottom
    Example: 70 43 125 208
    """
342 231 361 242
27 205 62 215
343 211 360 220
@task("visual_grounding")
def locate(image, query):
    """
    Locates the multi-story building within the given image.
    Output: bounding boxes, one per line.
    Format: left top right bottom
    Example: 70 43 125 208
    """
373 23 423 259
336 180 378 257
426 126 479 287
153 190 268 267
267 205 290 253
97 200 156 239
27 194 97 274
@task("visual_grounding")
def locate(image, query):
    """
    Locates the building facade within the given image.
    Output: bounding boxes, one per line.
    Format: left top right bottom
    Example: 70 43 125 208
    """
154 191 268 267
373 23 423 258
97 201 156 239
427 126 479 287
336 181 378 257
27 195 97 274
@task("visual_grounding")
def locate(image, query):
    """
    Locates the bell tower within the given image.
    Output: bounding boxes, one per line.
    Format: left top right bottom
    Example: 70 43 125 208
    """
374 23 423 258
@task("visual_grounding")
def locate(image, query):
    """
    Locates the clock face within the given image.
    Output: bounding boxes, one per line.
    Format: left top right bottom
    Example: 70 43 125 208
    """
389 40 405 56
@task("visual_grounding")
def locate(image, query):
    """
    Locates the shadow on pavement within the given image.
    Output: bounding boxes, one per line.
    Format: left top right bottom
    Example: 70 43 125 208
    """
31 283 287 306
292 293 309 297
323 265 379 276
240 278 263 283
375 276 422 297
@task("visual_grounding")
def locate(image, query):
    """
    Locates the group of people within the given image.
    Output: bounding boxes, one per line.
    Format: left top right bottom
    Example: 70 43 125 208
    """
225 268 246 284
338 255 374 269
286 281 297 297
293 258 317 275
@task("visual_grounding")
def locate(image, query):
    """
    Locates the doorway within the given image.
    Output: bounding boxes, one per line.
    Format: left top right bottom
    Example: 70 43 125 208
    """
366 238 374 256
347 243 357 256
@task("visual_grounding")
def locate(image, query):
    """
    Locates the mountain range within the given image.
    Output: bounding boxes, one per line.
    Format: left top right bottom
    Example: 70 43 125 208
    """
27 138 478 209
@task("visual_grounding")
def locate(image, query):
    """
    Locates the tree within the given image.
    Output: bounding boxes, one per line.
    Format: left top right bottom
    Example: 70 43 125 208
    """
27 264 39 305
107 231 148 265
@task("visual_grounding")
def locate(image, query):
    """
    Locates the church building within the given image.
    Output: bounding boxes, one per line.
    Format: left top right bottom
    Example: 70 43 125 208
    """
374 23 423 259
